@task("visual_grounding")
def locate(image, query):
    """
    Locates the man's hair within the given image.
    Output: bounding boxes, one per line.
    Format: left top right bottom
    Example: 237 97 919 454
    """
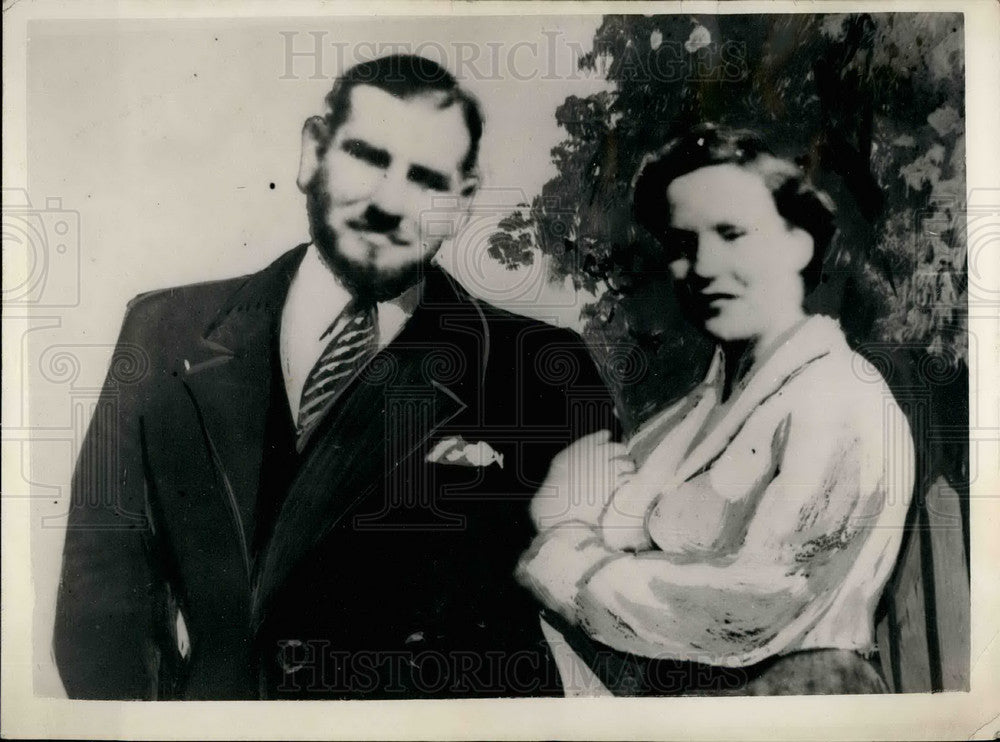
321 54 484 178
632 123 836 292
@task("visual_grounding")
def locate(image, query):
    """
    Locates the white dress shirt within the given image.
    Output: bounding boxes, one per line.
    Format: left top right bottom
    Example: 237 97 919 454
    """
279 244 421 420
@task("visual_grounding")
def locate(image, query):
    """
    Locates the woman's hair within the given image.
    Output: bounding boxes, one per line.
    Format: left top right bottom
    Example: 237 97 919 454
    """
632 123 837 292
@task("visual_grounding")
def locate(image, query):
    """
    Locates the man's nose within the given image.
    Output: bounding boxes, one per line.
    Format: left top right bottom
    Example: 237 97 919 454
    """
369 171 407 224
362 203 402 233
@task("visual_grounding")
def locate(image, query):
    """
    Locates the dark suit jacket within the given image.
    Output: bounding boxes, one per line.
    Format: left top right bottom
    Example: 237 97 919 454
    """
54 245 617 699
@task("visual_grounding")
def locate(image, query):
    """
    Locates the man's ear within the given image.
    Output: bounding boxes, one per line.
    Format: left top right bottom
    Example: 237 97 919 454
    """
452 173 480 233
457 173 480 199
296 116 329 192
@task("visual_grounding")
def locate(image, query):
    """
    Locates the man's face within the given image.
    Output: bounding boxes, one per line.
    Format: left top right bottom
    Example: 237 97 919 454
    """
664 164 812 344
299 85 477 300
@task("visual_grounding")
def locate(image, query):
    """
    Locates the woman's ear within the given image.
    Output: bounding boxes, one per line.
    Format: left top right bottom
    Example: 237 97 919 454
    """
296 116 329 192
787 226 815 273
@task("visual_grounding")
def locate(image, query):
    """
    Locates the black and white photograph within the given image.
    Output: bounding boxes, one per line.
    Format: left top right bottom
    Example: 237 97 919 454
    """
2 1 998 739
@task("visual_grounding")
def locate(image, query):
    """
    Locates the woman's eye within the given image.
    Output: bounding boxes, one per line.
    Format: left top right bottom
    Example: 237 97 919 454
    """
717 224 747 241
662 228 697 258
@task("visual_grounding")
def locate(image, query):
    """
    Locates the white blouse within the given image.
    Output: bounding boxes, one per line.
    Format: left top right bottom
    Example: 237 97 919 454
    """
517 315 914 688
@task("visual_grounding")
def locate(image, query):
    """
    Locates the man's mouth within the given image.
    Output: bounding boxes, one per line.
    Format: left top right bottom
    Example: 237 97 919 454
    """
346 220 409 247
355 230 410 248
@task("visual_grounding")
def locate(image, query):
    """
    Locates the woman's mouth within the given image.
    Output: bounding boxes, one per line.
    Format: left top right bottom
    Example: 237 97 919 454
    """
700 292 739 304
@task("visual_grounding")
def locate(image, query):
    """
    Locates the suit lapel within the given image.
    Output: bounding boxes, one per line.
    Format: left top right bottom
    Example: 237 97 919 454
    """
181 246 308 584
251 266 489 625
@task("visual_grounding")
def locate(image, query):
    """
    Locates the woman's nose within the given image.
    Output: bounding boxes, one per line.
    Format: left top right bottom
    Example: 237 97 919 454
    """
690 235 726 279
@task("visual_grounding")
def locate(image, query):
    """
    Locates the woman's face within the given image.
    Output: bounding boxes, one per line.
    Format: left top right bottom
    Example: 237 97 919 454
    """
664 163 813 345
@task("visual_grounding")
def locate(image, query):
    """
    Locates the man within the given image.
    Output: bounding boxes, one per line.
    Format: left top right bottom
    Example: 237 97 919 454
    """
54 55 616 700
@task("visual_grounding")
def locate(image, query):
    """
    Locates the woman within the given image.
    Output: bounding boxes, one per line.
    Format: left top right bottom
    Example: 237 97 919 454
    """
516 124 915 695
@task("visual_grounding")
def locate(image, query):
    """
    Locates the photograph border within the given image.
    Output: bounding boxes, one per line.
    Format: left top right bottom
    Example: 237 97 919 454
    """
2 0 997 739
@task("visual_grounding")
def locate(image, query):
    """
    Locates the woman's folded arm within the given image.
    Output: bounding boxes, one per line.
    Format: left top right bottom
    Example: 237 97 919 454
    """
517 397 913 665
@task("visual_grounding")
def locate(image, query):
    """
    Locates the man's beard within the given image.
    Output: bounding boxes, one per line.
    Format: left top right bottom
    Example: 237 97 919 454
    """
305 180 431 303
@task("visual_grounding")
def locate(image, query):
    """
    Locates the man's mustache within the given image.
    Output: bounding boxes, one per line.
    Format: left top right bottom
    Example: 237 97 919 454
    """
348 205 403 235
346 218 391 233
346 220 410 248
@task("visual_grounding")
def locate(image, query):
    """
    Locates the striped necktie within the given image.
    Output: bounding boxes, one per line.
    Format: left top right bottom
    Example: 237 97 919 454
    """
296 299 378 450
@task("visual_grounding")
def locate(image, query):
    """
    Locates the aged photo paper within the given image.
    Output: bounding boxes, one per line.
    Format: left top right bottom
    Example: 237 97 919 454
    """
2 0 998 739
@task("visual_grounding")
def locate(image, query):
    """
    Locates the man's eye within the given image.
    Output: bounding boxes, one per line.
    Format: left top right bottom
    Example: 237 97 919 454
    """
408 165 450 192
341 140 390 169
717 224 747 241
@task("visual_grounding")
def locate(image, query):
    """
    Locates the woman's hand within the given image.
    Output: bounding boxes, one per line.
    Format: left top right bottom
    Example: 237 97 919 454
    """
530 430 634 532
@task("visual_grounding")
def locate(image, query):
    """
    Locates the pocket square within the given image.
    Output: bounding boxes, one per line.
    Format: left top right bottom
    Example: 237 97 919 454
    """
426 436 504 469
